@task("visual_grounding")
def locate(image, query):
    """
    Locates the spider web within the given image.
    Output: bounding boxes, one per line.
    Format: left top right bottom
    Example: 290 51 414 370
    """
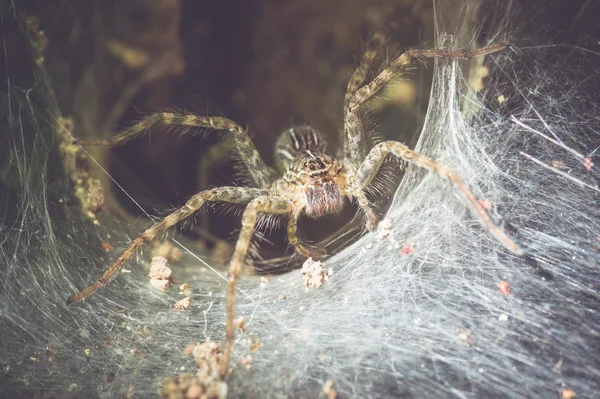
1 0 600 398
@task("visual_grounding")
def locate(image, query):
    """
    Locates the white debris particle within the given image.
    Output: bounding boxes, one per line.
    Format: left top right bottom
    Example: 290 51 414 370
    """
149 256 172 280
323 379 337 399
235 317 246 332
301 257 333 289
161 339 226 399
174 297 191 310
377 218 393 240
240 355 253 370
149 256 173 292
150 279 171 292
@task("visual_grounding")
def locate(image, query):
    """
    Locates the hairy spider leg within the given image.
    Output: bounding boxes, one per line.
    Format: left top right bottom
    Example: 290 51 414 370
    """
343 42 508 165
344 30 387 109
66 187 265 305
356 141 523 255
340 31 387 163
343 41 509 230
221 196 291 377
75 113 273 189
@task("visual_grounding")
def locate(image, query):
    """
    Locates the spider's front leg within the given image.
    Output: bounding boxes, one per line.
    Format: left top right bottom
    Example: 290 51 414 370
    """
355 141 523 255
221 196 291 377
343 41 507 165
66 187 265 305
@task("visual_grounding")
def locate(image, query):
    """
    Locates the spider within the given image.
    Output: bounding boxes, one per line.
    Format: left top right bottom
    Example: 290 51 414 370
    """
67 36 522 378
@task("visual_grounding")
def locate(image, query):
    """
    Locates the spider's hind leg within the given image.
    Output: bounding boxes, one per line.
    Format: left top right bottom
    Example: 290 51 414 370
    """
355 140 523 255
341 30 387 163
344 30 387 109
405 42 508 61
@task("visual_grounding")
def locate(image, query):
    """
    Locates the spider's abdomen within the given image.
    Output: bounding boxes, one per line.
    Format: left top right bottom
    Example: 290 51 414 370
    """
274 126 327 172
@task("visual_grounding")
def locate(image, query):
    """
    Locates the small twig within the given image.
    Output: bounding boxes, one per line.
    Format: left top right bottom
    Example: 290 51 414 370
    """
520 151 600 193
511 116 585 160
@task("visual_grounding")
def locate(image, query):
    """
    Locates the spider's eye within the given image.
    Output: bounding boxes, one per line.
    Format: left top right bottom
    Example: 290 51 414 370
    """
309 164 315 171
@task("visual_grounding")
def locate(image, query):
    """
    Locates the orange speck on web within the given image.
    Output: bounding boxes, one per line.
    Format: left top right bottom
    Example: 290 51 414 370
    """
400 242 414 256
497 280 510 295
478 199 492 211
101 242 113 252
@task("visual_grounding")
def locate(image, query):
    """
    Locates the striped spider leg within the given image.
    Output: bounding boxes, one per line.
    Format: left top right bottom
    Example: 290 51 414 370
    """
66 186 267 305
353 141 523 255
341 41 522 254
342 41 510 164
76 113 275 189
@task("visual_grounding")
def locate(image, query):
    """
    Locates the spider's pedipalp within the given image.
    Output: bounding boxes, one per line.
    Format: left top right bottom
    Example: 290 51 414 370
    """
287 209 327 258
66 186 265 305
76 112 273 189
356 141 523 255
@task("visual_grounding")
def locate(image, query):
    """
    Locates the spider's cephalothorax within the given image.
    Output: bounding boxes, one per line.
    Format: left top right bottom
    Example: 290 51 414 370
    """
67 38 521 380
278 127 345 218
287 151 345 218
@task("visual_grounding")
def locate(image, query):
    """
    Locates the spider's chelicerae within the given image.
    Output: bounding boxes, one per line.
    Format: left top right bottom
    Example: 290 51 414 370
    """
67 37 522 377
